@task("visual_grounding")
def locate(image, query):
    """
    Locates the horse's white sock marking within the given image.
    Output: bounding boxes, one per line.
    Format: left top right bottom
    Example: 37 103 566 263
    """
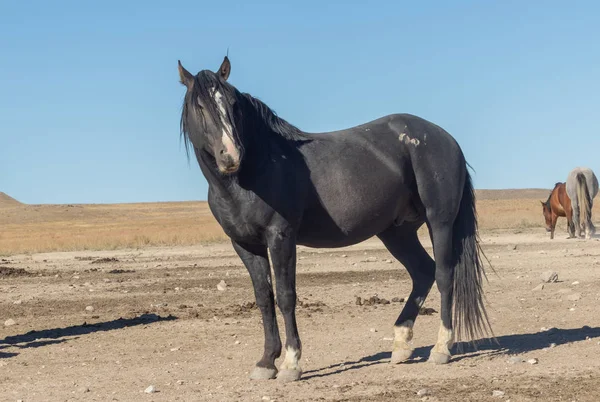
393 320 414 351
280 346 301 371
390 320 414 363
431 323 454 356
212 88 240 162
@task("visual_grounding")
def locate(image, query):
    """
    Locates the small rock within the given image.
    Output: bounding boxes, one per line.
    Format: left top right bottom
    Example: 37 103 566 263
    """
85 306 94 312
417 388 430 397
369 328 377 333
508 244 517 251
532 284 545 292
341 254 348 258
567 293 581 301
144 385 156 394
572 281 580 285
234 340 240 345
13 300 22 305
540 271 558 283
508 356 523 364
217 280 228 291
549 343 557 348
170 347 180 352
262 397 271 401
176 380 184 385
364 257 377 263
492 390 505 398
569 307 576 311
391 297 405 303
382 337 394 341
526 358 538 365
81 387 90 393
4 319 16 327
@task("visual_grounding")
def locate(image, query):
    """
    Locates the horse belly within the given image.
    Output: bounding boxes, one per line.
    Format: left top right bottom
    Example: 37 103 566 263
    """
297 190 409 248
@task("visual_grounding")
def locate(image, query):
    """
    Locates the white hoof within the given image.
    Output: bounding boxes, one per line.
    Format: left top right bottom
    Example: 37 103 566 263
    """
390 348 414 364
249 366 278 380
276 369 302 382
428 351 451 364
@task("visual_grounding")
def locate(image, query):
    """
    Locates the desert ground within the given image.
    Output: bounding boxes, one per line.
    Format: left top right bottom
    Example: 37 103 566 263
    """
1 190 600 401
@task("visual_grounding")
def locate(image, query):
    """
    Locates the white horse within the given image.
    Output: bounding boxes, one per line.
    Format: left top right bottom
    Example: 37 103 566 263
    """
566 167 598 239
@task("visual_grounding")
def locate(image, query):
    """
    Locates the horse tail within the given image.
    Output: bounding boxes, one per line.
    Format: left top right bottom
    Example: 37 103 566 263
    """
576 173 592 228
452 170 494 344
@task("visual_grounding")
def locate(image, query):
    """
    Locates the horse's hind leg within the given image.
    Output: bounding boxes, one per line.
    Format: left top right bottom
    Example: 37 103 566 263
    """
572 204 582 238
377 224 436 364
566 211 575 238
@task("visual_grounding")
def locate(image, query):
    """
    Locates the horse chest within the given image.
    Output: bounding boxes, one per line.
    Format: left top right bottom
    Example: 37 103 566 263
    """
208 196 269 243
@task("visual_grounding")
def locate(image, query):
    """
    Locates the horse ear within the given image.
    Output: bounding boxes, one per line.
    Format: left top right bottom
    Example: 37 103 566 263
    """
540 200 545 206
178 60 194 88
217 56 231 81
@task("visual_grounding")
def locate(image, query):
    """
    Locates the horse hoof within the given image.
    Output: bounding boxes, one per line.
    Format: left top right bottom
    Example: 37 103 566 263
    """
390 348 413 364
249 366 278 380
276 369 302 382
428 351 451 364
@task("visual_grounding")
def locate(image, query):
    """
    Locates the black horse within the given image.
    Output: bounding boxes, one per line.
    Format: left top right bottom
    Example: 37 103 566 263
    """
177 57 492 382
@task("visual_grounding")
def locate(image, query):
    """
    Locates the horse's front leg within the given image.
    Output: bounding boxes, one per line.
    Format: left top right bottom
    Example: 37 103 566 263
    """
268 228 302 382
231 241 281 380
550 213 558 239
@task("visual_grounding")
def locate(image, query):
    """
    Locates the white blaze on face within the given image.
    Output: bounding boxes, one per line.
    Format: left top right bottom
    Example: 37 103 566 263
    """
213 89 240 162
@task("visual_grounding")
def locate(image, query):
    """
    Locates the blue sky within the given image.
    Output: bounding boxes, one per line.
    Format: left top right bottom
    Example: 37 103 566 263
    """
1 1 599 204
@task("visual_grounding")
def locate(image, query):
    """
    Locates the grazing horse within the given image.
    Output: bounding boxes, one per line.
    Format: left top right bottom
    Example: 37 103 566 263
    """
541 182 574 239
566 167 598 239
177 56 492 382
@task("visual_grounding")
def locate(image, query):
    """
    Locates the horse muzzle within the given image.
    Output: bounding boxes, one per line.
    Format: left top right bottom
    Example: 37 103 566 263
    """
217 153 241 175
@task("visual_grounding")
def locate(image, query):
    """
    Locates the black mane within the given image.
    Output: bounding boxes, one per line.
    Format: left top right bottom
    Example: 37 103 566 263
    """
239 93 305 141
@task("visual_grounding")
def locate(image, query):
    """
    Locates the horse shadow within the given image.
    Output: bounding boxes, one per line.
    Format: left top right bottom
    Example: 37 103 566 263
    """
301 325 600 380
0 313 176 358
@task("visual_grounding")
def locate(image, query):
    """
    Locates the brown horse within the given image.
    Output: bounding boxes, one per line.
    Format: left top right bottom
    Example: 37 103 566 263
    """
541 182 575 239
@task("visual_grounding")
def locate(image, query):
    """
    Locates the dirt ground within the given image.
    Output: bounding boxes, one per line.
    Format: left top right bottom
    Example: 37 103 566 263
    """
2 223 600 401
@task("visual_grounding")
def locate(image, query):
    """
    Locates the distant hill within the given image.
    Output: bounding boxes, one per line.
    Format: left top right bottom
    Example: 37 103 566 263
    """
0 192 23 208
476 188 551 200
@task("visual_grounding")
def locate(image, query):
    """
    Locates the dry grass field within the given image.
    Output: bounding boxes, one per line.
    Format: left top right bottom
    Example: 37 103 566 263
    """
2 189 592 256
2 189 600 401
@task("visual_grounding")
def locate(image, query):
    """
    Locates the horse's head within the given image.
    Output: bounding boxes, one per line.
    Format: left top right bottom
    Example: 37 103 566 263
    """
178 57 244 175
540 200 552 232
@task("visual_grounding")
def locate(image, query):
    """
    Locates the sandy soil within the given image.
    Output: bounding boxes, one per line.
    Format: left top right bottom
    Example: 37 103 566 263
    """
2 224 600 401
